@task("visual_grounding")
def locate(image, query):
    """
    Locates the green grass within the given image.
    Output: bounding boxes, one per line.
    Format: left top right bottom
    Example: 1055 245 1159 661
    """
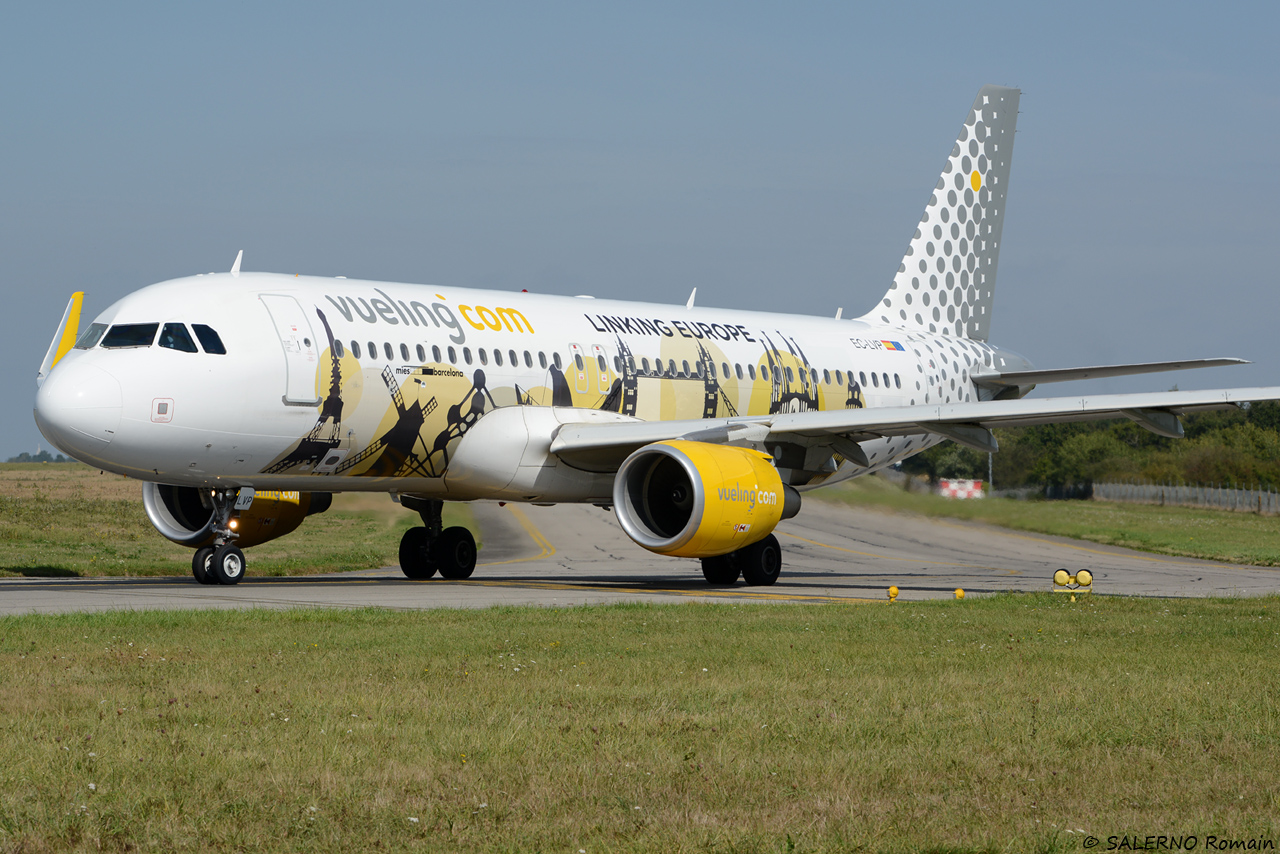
819 476 1280 566
1 597 1278 852
0 463 474 578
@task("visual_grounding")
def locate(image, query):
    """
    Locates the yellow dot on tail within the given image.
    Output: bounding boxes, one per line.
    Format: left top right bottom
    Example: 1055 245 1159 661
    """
970 171 981 192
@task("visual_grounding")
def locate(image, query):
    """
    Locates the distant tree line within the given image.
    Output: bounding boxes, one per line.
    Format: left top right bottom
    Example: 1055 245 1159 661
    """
900 402 1280 490
6 450 71 463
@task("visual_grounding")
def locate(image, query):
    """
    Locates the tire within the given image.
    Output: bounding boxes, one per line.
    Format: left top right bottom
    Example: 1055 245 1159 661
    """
740 534 782 586
701 554 740 585
399 527 437 580
192 547 216 585
435 526 477 580
212 544 246 585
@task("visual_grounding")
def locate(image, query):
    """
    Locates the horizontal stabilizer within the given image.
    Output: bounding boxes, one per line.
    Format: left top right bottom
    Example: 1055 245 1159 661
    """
972 358 1248 389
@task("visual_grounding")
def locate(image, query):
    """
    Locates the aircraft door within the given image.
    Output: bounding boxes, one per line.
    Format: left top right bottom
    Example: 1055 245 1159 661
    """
569 343 589 394
259 295 322 405
591 344 612 393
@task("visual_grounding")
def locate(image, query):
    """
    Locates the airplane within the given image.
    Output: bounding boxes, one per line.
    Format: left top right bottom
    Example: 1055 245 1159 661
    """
33 85 1280 587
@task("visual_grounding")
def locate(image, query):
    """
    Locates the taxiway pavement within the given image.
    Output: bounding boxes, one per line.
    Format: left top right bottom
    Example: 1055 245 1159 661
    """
3 499 1277 616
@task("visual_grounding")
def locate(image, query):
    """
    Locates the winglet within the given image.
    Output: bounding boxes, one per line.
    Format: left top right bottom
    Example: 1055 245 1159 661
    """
36 292 84 388
686 288 696 310
230 250 243 276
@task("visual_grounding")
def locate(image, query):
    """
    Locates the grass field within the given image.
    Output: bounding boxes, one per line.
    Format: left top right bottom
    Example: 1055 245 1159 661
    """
0 463 473 578
820 475 1280 567
1 596 1278 853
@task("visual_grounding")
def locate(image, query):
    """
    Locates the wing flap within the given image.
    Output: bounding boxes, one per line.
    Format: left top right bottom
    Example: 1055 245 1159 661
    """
971 358 1248 389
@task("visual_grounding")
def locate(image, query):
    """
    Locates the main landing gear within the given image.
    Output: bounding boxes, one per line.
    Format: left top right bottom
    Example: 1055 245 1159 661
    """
399 497 477 581
700 534 782 587
191 489 248 586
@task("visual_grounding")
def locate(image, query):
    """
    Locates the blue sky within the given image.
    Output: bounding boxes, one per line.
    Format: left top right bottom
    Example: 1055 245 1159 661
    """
3 2 1277 457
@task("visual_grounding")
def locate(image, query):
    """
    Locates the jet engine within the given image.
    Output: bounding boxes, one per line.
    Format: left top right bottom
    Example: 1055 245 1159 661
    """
142 483 331 549
612 440 800 558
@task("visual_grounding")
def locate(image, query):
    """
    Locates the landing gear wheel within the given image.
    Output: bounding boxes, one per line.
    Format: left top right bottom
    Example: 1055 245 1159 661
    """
739 534 782 586
192 547 216 585
211 544 246 585
399 527 437 580
701 554 740 585
435 527 477 580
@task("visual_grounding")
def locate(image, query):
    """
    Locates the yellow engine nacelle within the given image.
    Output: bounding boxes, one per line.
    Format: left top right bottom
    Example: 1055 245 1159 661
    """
612 440 800 558
142 483 331 548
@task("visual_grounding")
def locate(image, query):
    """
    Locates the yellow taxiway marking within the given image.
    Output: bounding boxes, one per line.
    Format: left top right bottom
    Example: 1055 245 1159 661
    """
926 518 1277 572
460 578 880 604
778 531 1010 571
477 504 557 567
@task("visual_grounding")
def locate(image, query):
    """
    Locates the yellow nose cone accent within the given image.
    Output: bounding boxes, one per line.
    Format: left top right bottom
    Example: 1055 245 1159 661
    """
970 171 981 192
1076 569 1093 587
1053 569 1070 586
954 588 965 600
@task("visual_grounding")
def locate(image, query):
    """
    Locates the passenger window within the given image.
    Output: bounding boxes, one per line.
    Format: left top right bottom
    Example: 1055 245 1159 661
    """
597 354 607 372
697 362 706 379
748 364 756 380
74 323 108 350
400 343 410 361
351 341 362 359
894 374 901 389
384 342 394 361
479 349 488 365
416 344 426 362
641 357 650 373
883 373 890 388
810 368 818 384
335 340 345 358
872 373 880 387
835 370 843 385
721 362 729 379
859 371 867 387
191 324 226 355
823 369 831 384
432 345 442 362
102 323 159 349
510 349 519 367
159 323 198 353
614 356 622 372
785 366 795 383
493 349 503 367
552 352 561 370
524 350 534 368
735 363 743 380
574 353 584 371
463 348 473 365
368 342 377 360
448 346 457 364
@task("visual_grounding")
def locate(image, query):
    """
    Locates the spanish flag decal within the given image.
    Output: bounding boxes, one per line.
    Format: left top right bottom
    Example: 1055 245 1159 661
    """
881 340 905 351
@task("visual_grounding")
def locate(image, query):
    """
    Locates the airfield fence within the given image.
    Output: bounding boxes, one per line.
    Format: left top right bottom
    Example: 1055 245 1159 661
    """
1093 481 1280 515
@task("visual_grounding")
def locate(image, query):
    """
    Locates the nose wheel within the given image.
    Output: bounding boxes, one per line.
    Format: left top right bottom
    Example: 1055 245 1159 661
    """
190 488 249 585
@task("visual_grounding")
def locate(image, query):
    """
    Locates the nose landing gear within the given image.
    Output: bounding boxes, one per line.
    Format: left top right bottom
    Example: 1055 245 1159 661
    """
190 489 249 585
399 496 478 581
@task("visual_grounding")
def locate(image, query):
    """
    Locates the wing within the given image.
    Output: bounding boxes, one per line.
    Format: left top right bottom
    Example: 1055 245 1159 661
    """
549 386 1280 472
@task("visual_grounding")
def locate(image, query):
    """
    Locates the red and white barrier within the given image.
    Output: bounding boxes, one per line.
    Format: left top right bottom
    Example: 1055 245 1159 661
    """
938 479 985 499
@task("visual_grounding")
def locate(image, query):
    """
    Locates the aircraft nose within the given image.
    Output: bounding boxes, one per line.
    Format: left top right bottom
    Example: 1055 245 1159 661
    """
34 359 123 460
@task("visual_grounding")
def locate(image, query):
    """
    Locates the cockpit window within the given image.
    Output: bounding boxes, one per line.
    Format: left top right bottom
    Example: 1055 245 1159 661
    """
74 323 108 350
101 323 159 349
159 323 198 353
191 324 226 355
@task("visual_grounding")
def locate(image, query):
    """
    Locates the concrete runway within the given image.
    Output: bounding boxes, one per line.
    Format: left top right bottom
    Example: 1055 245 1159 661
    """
3 499 1278 616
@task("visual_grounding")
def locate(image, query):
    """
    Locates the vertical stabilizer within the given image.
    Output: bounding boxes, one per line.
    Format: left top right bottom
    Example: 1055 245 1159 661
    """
863 85 1019 341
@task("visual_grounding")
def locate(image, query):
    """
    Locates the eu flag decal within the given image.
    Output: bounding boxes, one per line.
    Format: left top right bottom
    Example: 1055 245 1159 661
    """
880 340 905 351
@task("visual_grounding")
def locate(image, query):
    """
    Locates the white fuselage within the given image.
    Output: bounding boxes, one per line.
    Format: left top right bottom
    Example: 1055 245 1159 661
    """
34 272 1030 500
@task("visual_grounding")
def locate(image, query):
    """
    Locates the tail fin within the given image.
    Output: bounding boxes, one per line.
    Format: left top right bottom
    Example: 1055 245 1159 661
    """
864 85 1019 341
